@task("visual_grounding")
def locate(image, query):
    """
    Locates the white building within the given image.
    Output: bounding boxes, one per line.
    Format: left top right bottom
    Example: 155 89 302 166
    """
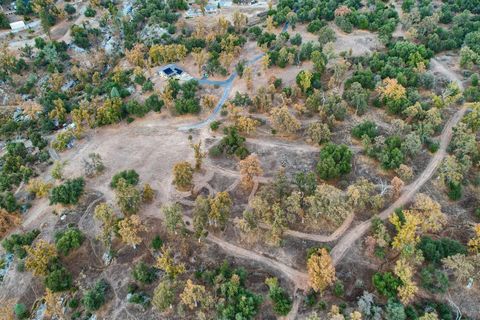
9 21 26 32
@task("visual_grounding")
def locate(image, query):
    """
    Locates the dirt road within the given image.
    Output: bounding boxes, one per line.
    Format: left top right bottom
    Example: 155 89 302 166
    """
167 214 310 290
208 233 309 289
330 60 466 265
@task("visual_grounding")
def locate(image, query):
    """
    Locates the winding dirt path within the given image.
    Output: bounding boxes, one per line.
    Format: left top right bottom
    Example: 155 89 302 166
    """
207 232 309 290
275 214 355 242
166 213 310 290
330 60 466 265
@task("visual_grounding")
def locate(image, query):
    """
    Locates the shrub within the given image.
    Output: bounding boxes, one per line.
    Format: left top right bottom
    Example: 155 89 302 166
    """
0 12 9 29
84 6 96 17
49 178 85 205
210 121 220 131
151 235 163 250
372 272 401 298
68 298 79 309
316 143 353 180
55 228 84 256
265 277 292 316
83 279 109 311
45 267 72 292
378 136 405 170
2 229 40 258
209 127 249 159
110 170 139 188
0 192 18 212
145 94 164 112
333 281 345 297
335 15 353 33
307 20 325 33
64 4 76 14
420 265 449 293
447 182 462 200
417 236 466 264
142 80 154 92
132 262 157 284
351 121 378 139
425 138 440 153
385 299 406 320
128 292 149 306
14 303 28 319
126 100 149 118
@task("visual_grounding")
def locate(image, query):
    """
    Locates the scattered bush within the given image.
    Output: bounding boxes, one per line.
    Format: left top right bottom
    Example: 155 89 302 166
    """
45 267 72 292
372 272 401 298
110 170 139 188
49 178 85 205
265 277 292 316
14 303 28 319
352 121 378 139
316 143 353 180
417 236 466 264
83 279 109 311
84 6 96 17
132 262 157 284
2 229 40 258
55 227 84 256
420 265 449 293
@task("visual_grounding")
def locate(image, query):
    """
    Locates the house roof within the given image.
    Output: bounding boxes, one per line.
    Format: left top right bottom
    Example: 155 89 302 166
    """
10 21 26 30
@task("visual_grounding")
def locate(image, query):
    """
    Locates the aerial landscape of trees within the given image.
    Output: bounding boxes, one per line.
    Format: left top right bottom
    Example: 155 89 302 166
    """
0 0 479 319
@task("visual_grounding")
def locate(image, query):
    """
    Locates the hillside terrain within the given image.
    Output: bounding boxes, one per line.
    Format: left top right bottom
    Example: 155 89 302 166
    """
0 0 480 319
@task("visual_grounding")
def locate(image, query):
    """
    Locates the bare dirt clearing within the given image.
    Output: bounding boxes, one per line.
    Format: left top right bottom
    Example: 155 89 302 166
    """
330 24 383 56
61 114 194 206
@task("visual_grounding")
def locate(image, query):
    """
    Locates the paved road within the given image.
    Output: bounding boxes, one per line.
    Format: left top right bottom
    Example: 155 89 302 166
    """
178 22 290 131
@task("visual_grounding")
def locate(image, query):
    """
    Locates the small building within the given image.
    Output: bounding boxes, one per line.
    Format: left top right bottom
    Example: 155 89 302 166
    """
158 64 193 81
186 2 219 17
9 20 26 32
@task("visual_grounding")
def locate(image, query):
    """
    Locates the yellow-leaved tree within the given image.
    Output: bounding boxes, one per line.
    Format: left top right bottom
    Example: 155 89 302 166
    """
307 248 336 293
377 78 407 101
270 106 301 135
155 246 185 279
25 240 57 276
468 224 480 254
44 288 64 319
125 43 146 67
180 279 207 310
389 211 420 252
394 258 418 305
173 161 194 191
239 154 263 190
118 215 145 248
410 194 447 233
208 192 232 229
94 203 117 246
419 313 439 320
27 179 52 198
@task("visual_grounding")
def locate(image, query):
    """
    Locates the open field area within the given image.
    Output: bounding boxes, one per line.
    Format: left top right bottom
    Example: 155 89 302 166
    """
1 0 480 319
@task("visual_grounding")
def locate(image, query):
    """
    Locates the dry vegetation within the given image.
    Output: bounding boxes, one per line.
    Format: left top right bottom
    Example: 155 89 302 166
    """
0 0 479 319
